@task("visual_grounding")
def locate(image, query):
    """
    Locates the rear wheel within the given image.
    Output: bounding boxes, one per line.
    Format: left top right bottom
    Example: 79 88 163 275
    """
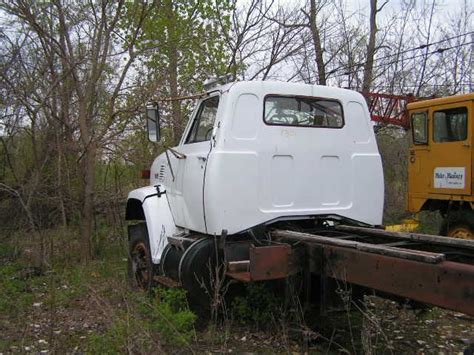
440 210 474 240
128 223 154 291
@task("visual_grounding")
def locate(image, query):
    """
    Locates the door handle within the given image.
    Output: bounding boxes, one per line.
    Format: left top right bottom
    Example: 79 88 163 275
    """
197 156 207 162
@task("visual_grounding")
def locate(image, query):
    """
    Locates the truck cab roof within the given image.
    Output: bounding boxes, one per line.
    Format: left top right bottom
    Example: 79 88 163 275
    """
408 92 474 110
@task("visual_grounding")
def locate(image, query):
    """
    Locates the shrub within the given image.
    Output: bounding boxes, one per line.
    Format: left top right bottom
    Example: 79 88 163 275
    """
144 288 197 346
231 282 280 328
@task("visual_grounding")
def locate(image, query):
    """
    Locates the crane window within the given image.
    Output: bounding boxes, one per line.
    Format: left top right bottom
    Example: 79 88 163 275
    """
264 96 344 128
433 107 467 143
185 96 219 144
412 112 428 144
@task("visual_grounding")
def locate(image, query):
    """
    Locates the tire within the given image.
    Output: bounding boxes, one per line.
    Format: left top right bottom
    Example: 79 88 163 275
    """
128 223 155 291
439 210 474 240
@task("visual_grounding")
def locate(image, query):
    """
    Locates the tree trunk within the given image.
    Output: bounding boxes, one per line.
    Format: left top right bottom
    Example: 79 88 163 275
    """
56 132 67 228
169 49 182 143
415 1 436 97
309 0 326 85
164 0 182 144
80 142 96 262
362 0 378 94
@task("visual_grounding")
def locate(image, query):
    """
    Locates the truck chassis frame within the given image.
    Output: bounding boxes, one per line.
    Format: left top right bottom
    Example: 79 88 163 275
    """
219 224 474 316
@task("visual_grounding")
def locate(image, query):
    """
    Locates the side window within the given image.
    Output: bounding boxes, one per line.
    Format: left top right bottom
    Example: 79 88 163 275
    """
264 96 344 128
433 107 467 142
185 96 219 144
411 112 428 145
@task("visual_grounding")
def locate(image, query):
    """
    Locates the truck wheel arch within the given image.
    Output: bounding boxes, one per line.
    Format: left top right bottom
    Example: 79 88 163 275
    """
126 198 145 221
417 199 472 215
126 186 178 265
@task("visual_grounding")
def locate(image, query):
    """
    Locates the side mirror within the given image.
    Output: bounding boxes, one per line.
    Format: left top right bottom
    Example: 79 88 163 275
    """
146 103 160 142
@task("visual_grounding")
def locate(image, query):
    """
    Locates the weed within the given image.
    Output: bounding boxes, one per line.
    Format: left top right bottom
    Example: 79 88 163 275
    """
0 262 44 318
230 282 280 329
0 242 19 260
144 288 197 346
87 313 155 354
87 288 196 352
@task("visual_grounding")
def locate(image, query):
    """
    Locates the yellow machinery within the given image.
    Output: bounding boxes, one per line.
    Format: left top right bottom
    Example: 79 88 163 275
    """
407 93 474 239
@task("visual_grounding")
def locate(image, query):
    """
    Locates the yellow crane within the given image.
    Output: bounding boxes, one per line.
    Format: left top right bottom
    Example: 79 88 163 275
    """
407 93 473 239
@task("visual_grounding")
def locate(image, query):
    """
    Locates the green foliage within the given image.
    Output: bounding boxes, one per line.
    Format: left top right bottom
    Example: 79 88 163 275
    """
416 211 443 235
86 288 196 353
0 228 197 353
231 282 280 328
45 265 88 308
0 242 19 260
0 263 36 317
121 0 233 143
87 314 153 355
131 0 232 79
143 288 197 346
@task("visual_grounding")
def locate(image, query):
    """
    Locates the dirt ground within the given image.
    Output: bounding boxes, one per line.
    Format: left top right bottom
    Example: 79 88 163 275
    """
1 273 473 354
1 236 473 354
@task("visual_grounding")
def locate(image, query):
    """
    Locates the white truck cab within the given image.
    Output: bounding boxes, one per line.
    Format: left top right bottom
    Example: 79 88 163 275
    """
126 81 384 267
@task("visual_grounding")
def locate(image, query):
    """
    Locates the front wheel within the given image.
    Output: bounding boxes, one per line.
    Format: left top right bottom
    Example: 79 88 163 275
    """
439 210 474 240
128 223 154 291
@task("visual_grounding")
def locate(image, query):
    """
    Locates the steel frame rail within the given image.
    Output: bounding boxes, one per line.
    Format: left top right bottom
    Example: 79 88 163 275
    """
271 229 474 316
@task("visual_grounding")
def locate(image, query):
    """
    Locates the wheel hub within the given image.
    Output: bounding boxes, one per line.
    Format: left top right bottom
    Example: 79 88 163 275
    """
448 226 474 240
132 242 150 288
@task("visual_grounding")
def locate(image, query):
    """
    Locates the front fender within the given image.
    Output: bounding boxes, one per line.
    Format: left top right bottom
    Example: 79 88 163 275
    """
126 186 178 264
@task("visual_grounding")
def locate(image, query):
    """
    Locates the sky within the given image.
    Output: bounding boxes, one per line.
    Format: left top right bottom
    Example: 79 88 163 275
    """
278 0 472 18
0 0 472 136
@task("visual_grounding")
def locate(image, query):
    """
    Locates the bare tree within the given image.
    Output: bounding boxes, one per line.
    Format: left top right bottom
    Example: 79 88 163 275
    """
306 0 327 85
248 5 306 80
1 0 157 261
216 0 274 79
362 0 389 93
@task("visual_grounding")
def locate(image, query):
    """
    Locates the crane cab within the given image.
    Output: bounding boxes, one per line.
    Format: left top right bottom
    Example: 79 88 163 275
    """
407 93 474 238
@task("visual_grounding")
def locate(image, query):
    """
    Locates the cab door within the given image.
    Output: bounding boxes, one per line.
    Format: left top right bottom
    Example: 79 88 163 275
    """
166 95 220 233
428 102 471 196
408 110 431 206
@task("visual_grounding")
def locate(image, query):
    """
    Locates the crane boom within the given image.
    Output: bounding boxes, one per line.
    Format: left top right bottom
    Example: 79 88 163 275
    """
364 92 415 129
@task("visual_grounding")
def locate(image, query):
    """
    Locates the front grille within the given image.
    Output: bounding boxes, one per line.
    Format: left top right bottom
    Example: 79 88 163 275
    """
157 164 166 182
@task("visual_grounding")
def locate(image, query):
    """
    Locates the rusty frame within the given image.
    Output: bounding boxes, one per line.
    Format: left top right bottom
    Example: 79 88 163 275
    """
225 228 474 315
309 244 474 316
274 229 474 316
226 244 303 282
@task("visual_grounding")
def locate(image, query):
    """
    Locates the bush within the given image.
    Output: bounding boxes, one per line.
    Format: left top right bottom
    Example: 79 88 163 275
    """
231 282 280 328
144 288 197 346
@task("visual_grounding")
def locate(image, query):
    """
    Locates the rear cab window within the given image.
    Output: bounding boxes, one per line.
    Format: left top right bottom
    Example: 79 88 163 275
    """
264 96 344 128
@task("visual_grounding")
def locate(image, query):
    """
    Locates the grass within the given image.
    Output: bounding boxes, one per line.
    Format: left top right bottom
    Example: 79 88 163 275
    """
0 229 198 353
230 281 281 328
1 225 472 354
0 229 317 353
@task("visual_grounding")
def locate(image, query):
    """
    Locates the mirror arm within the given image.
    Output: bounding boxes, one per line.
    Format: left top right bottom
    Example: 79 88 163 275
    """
165 146 187 160
164 150 176 182
163 146 186 182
